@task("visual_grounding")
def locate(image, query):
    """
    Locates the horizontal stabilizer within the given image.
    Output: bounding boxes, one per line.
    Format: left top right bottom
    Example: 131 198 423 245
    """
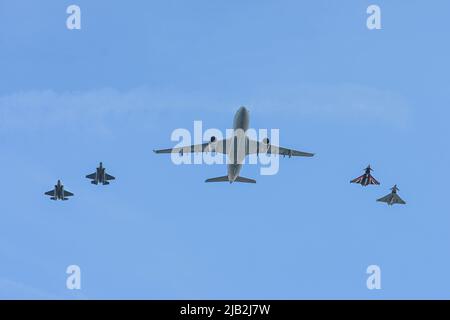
205 176 229 183
205 176 256 183
235 176 256 183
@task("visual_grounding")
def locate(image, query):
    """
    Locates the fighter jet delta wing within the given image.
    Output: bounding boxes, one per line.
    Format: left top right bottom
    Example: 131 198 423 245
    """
392 193 406 205
350 174 380 185
350 174 366 184
367 175 380 185
350 165 380 186
377 185 406 205
377 193 406 205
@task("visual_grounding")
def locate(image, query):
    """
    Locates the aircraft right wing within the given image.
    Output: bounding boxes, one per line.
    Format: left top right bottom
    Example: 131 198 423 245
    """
63 190 74 197
246 139 314 157
367 175 380 185
154 139 228 155
392 194 406 204
45 190 55 196
105 173 115 181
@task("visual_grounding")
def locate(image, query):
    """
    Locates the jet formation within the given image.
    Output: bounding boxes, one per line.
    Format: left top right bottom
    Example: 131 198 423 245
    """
44 107 406 207
350 165 406 206
44 162 115 201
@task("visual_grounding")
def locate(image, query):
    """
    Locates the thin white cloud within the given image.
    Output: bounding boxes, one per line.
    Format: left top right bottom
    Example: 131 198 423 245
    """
248 83 412 128
0 84 412 134
0 277 55 299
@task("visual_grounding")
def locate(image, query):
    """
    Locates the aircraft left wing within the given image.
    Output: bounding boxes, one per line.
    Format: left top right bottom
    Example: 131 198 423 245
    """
376 194 392 203
350 175 365 184
45 190 55 196
154 140 228 155
105 173 115 181
86 173 96 179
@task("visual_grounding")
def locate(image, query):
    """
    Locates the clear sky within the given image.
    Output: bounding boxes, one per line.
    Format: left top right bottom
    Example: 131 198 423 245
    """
0 0 449 299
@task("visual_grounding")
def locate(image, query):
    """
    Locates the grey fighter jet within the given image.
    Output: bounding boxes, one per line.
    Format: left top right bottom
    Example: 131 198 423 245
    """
86 162 115 185
377 185 406 206
154 107 314 183
45 180 74 200
350 165 380 186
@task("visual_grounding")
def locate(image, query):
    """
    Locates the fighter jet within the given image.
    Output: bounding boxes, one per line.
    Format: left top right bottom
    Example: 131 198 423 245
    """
154 106 314 183
45 180 74 200
377 185 406 205
350 165 380 186
85 162 115 185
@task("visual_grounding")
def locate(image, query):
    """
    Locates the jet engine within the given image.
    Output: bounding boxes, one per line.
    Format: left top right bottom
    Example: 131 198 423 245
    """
207 136 218 153
259 137 271 154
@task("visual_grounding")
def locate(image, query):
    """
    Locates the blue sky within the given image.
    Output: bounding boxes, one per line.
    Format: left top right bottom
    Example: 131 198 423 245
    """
0 0 449 299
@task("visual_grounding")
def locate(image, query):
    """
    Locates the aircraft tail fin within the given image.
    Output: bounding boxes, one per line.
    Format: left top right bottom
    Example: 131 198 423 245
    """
235 176 256 183
205 176 229 183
